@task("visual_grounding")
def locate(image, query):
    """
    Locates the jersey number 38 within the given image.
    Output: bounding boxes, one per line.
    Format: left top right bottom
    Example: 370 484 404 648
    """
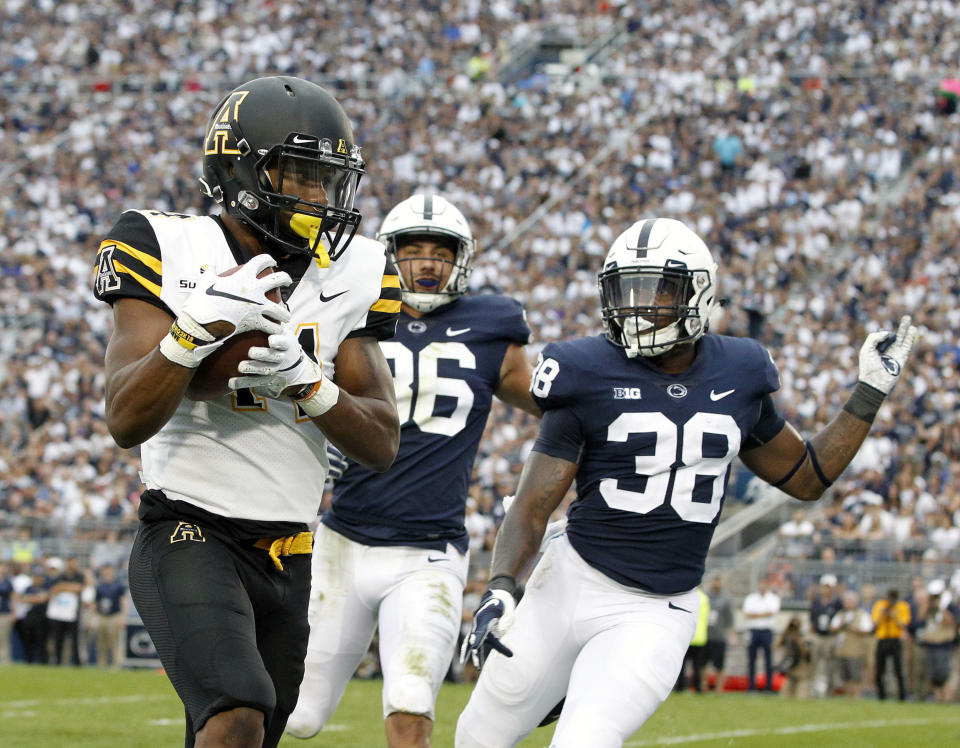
533 355 741 525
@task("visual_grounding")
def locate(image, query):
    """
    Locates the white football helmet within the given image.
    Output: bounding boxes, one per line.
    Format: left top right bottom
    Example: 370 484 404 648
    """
598 217 718 357
376 194 476 313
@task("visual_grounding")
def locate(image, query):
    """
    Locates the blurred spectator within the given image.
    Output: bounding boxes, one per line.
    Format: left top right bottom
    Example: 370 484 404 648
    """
45 556 85 666
93 564 127 668
776 616 811 699
778 509 815 559
916 579 957 702
829 590 874 699
872 588 911 701
743 577 780 692
0 562 12 663
809 574 842 697
17 567 50 664
704 575 735 692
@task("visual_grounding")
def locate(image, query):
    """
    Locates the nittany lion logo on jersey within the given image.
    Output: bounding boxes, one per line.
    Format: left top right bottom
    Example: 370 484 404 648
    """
170 522 205 543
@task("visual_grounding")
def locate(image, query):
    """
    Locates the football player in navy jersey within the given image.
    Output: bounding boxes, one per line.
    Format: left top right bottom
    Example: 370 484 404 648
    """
457 217 917 747
95 77 401 748
286 194 540 747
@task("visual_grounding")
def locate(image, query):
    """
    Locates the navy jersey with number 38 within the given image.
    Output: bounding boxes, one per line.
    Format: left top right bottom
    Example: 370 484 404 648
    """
324 294 530 552
531 334 781 594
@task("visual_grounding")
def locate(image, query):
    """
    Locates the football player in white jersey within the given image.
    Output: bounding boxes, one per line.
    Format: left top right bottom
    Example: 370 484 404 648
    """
285 194 540 747
456 217 917 747
94 76 401 748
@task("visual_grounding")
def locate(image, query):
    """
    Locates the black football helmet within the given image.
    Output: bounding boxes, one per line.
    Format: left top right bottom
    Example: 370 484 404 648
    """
199 76 365 261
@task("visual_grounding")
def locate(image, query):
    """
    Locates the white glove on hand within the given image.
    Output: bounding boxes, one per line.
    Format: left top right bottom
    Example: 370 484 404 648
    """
183 254 291 337
229 328 323 399
159 254 291 369
858 315 917 395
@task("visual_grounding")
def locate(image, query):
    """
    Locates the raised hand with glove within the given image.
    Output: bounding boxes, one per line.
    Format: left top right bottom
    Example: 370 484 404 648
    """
159 254 291 369
460 576 517 670
843 314 917 423
229 326 340 417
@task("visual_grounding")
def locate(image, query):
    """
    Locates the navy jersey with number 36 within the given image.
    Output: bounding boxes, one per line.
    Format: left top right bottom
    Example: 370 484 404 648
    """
531 334 781 594
324 294 530 552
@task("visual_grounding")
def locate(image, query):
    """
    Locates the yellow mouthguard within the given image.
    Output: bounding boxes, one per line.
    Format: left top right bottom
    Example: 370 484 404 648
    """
289 213 331 268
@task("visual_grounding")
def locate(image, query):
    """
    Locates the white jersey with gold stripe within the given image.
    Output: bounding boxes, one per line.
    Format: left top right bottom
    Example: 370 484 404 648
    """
94 209 400 524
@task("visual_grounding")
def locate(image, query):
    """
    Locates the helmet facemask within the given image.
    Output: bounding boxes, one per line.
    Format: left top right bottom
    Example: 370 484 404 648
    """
599 265 713 357
387 232 476 313
230 137 364 262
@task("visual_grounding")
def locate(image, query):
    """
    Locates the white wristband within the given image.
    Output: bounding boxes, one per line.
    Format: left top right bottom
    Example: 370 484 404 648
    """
295 377 340 417
158 327 203 368
157 319 219 369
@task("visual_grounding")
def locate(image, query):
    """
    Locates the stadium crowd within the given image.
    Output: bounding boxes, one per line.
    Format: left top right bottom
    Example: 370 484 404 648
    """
1 0 960 700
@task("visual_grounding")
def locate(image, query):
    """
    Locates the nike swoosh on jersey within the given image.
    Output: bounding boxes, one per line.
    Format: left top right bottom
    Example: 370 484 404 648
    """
446 327 471 336
668 601 692 613
206 287 263 304
709 388 735 401
427 556 445 563
319 290 348 302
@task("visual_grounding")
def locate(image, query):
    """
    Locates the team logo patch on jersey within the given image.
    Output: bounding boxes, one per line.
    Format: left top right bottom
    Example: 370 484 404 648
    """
407 320 427 334
666 383 688 399
170 522 205 543
613 386 642 400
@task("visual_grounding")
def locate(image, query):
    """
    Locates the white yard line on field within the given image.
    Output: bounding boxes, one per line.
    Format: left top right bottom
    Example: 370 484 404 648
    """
625 717 960 746
145 718 349 731
1 694 155 709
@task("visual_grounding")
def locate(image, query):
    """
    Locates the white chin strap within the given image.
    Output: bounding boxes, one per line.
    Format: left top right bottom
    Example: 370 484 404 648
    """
623 318 682 358
402 290 456 313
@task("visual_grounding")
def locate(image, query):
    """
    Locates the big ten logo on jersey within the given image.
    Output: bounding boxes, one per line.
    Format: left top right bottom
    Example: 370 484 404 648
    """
170 522 205 543
613 386 642 400
204 90 249 156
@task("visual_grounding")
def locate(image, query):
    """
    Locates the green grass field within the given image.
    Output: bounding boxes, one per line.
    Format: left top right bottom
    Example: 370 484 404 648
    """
2 665 959 747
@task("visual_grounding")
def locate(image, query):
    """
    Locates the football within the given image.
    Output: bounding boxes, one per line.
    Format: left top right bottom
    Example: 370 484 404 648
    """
184 264 281 402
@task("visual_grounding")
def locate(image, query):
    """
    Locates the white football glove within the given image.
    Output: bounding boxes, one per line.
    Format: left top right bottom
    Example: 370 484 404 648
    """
229 327 323 399
159 255 291 368
857 315 916 395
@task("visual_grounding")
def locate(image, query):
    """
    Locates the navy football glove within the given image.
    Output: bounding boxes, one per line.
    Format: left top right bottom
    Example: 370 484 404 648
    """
325 445 348 486
460 587 516 669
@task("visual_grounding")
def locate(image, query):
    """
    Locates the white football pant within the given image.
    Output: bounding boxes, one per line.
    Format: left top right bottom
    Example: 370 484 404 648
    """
456 534 698 748
286 524 467 738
